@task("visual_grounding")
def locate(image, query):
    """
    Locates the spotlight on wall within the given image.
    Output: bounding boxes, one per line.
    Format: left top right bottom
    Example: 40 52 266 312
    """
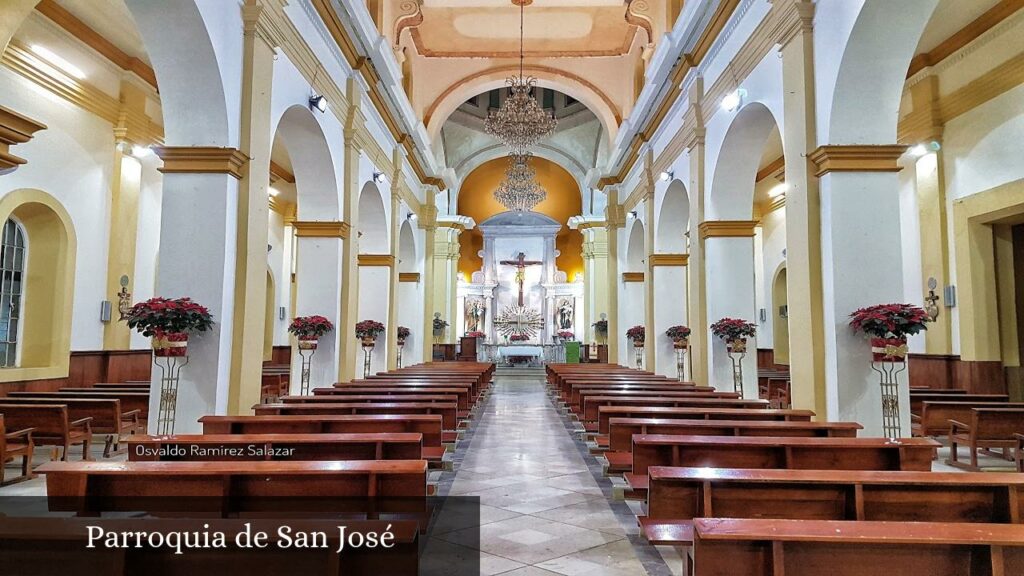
721 89 746 112
268 186 281 197
309 94 327 113
406 212 417 221
131 145 152 158
908 140 941 158
628 210 638 219
372 171 387 184
659 170 674 182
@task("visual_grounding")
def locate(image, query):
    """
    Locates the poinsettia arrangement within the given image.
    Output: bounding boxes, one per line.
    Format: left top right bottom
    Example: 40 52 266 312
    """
510 334 529 342
592 319 608 334
710 318 757 341
626 325 646 342
125 297 214 338
397 326 411 340
466 331 486 338
355 320 386 339
665 325 691 340
557 330 575 340
849 303 929 340
288 315 334 340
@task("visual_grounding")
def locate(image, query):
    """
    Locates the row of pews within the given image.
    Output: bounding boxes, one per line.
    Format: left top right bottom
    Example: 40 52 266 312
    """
0 362 494 573
545 363 1024 576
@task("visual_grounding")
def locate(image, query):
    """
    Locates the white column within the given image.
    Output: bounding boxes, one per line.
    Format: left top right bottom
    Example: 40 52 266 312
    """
651 256 689 378
291 224 344 392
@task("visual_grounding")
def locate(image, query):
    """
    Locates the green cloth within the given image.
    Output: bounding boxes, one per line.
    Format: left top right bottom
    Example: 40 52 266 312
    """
565 341 581 363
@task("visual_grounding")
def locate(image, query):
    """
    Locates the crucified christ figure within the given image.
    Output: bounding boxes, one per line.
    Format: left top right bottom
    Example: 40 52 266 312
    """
499 252 543 306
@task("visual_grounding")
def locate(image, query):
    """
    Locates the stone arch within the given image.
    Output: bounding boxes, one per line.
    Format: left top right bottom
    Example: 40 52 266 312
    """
656 179 689 252
708 102 781 220
264 267 276 361
454 143 588 193
771 264 789 365
398 219 417 272
625 219 645 272
358 181 389 254
273 105 341 220
425 65 620 147
0 189 76 380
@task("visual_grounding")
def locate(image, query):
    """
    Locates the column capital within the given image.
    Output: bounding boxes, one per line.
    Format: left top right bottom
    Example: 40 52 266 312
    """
153 146 250 179
293 220 351 239
622 272 644 283
808 145 907 177
358 254 395 267
648 253 689 266
605 204 626 228
698 220 758 239
771 0 815 49
398 272 420 282
242 4 286 49
0 105 47 173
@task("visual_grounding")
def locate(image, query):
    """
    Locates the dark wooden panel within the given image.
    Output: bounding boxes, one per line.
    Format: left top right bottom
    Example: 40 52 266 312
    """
0 350 152 396
268 345 291 366
908 354 1007 395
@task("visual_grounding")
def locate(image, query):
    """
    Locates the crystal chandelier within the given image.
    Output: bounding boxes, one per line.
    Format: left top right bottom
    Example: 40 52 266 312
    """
484 0 557 156
494 154 547 212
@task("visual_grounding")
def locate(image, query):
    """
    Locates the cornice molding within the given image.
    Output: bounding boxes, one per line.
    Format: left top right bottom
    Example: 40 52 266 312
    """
807 145 907 177
293 220 351 239
648 253 689 267
358 254 395 267
152 147 250 179
269 160 296 184
699 220 758 239
398 272 421 282
756 155 785 183
906 0 1024 79
622 272 645 283
0 105 47 172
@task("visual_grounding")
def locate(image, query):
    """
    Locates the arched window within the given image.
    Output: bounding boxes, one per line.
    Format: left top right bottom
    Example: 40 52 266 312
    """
0 218 26 367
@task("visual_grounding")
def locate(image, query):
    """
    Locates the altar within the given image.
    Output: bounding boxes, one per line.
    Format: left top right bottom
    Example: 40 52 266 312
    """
481 344 567 366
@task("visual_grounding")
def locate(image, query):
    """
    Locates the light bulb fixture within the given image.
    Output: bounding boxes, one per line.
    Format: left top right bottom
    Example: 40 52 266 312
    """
31 44 86 79
309 94 327 113
628 210 638 219
372 171 386 184
659 171 673 182
721 89 746 112
909 140 941 157
131 145 152 158
269 186 281 197
406 212 417 221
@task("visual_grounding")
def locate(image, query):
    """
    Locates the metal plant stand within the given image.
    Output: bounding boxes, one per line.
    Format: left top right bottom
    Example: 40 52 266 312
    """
872 360 907 438
675 346 687 382
727 339 747 398
396 342 404 368
362 341 375 378
633 344 644 370
154 355 188 435
297 345 315 395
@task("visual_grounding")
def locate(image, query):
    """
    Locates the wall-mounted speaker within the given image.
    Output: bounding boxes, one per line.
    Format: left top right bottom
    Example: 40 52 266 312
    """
100 300 112 323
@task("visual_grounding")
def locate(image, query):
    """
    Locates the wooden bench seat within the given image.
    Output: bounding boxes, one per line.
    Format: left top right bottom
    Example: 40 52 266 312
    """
911 401 1024 437
909 393 1009 416
604 418 862 455
0 396 142 457
564 383 711 406
128 433 424 462
622 435 940 498
339 379 484 402
583 396 768 423
946 408 1024 471
0 404 92 461
310 387 472 410
643 467 1024 547
691 518 1024 576
253 402 459 430
90 383 150 390
571 389 741 413
0 413 34 485
8 391 150 419
596 406 815 435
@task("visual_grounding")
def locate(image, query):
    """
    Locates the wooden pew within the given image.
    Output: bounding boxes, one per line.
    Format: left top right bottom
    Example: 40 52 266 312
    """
0 404 92 461
128 433 424 462
1017 433 1024 473
911 401 1024 437
582 396 769 424
310 387 472 411
340 378 484 402
691 518 1024 576
596 406 816 435
570 389 740 413
91 383 150 390
0 413 34 485
0 518 419 575
563 383 714 407
198 414 449 458
605 418 861 454
909 393 1008 415
910 388 966 395
8 391 150 419
623 435 940 497
946 408 1024 471
643 467 1024 547
0 396 142 457
253 402 458 431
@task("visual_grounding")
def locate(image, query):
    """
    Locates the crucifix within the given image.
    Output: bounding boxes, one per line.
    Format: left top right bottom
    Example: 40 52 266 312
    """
500 252 543 306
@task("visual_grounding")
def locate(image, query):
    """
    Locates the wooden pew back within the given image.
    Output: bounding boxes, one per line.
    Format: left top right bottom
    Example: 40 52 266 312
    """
198 414 444 448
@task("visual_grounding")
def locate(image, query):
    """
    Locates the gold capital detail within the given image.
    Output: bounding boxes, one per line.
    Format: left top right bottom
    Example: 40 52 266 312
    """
649 254 689 267
807 145 907 177
622 272 645 283
293 221 351 239
0 106 47 172
699 220 758 240
358 254 395 267
398 272 421 282
153 147 250 179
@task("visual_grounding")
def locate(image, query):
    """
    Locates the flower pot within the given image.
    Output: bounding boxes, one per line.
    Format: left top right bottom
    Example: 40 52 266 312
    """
152 333 188 357
673 338 689 350
397 338 406 347
361 336 377 348
871 337 908 363
632 340 645 348
727 338 747 354
298 337 318 350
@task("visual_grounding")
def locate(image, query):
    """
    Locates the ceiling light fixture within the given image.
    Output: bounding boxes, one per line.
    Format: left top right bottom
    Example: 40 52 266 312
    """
494 154 547 212
309 94 327 113
31 44 86 79
721 89 746 112
483 0 557 155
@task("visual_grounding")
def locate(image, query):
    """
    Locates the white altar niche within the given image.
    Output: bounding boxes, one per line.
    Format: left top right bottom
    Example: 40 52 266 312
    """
456 211 584 365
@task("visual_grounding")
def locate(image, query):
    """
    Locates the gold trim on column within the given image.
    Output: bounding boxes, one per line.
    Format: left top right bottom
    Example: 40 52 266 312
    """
358 254 395 267
398 272 420 282
807 145 907 177
293 220 350 239
622 272 645 283
153 147 250 179
698 220 758 239
648 253 689 267
0 105 46 172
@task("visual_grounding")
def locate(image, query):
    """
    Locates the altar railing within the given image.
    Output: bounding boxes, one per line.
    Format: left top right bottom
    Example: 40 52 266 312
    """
479 343 566 365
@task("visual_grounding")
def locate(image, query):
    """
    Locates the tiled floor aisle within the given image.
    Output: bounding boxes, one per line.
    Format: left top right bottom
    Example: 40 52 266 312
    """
425 369 664 576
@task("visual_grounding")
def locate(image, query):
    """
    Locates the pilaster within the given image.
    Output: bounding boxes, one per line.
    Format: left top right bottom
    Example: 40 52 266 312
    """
339 77 364 381
684 77 709 384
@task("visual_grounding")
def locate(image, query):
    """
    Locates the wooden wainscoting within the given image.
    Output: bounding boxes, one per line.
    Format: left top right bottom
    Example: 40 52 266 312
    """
907 353 1008 395
267 345 291 366
0 349 152 395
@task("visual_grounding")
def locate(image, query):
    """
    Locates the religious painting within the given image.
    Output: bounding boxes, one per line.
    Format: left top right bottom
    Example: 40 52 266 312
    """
555 297 574 331
464 296 486 334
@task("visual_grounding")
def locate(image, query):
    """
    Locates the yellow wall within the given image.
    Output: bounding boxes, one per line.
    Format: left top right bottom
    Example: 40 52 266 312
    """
458 156 583 279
